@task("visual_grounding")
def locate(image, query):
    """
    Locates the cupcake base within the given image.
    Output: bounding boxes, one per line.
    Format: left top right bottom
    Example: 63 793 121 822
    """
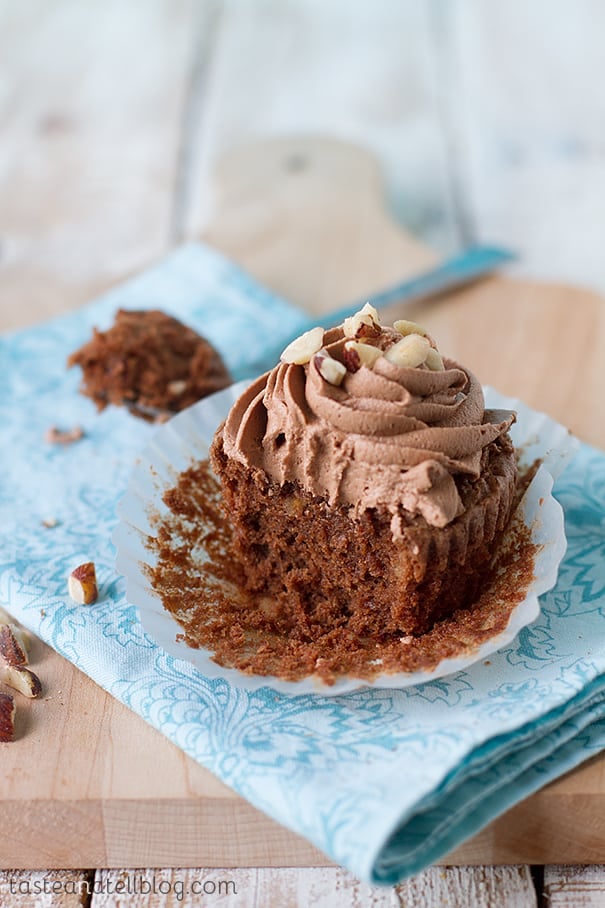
210 433 518 637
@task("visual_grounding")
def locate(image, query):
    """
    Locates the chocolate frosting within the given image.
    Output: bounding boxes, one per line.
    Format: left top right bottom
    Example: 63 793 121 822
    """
221 327 515 533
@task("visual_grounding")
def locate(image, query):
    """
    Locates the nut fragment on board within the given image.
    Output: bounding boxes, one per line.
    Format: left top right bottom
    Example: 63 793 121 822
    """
0 664 42 698
44 425 85 445
0 624 28 667
0 693 16 742
68 562 98 605
0 609 31 654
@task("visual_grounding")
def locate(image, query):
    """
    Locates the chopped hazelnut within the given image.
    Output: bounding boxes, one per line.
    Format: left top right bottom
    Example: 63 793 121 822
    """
425 347 445 371
342 303 381 339
0 693 16 742
280 327 325 365
167 379 187 396
313 350 347 386
343 340 382 372
44 426 85 445
68 562 98 605
0 664 42 698
393 319 429 338
0 624 28 667
384 334 431 368
0 611 31 655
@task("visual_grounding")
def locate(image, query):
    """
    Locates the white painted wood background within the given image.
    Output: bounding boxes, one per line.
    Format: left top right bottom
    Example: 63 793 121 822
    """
3 0 605 329
1 1 604 905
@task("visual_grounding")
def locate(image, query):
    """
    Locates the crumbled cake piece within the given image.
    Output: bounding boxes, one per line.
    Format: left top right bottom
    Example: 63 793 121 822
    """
68 309 231 421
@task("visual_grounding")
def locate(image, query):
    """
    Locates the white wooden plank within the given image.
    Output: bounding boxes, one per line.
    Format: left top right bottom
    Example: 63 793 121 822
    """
544 866 605 907
182 0 459 254
400 866 537 908
91 866 537 907
0 0 200 329
444 0 605 291
0 870 92 907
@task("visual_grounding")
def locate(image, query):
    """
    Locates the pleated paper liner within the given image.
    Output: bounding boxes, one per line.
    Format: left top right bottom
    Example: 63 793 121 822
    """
114 382 577 696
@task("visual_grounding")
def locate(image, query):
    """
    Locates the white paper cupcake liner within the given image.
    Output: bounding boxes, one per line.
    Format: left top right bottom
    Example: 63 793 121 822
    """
113 382 578 696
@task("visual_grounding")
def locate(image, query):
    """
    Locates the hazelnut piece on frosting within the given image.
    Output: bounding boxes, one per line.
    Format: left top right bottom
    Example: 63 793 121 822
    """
280 327 324 365
393 319 429 338
343 340 382 372
384 334 431 368
342 303 381 339
313 350 347 386
425 347 445 371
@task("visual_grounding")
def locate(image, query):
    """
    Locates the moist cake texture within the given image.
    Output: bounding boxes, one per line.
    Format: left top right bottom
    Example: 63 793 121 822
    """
68 308 231 420
210 309 517 637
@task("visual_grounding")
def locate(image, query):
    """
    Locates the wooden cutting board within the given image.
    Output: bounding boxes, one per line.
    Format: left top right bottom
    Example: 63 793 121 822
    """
1 137 604 870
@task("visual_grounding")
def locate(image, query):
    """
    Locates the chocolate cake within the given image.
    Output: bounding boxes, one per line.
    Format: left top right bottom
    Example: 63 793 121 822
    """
68 309 230 421
210 307 517 637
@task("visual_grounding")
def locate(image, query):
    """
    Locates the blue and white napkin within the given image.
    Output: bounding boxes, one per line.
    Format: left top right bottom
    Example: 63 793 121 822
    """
1 243 604 884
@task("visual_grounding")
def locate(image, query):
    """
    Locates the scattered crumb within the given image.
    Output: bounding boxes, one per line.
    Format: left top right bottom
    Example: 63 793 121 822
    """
45 425 84 445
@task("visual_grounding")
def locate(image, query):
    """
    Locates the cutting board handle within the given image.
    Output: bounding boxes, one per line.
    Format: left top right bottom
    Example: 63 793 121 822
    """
202 136 436 315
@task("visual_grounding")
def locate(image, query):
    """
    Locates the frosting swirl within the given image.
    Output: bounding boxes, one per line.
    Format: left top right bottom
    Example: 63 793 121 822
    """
221 326 515 532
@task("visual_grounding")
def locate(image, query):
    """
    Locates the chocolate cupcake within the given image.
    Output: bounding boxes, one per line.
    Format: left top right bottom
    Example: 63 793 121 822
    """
210 307 517 637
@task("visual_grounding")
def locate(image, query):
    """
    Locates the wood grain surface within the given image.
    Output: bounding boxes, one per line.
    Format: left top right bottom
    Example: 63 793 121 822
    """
90 866 537 908
0 866 538 908
544 865 605 906
0 0 203 330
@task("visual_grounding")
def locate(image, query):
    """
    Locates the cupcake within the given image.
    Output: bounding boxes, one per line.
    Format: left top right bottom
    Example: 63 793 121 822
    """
210 306 517 637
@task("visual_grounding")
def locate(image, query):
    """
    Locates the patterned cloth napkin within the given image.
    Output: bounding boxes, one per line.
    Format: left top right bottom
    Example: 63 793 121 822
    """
1 243 605 884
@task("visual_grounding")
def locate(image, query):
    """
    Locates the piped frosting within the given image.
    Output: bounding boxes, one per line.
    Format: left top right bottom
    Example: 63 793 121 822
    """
221 318 515 533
